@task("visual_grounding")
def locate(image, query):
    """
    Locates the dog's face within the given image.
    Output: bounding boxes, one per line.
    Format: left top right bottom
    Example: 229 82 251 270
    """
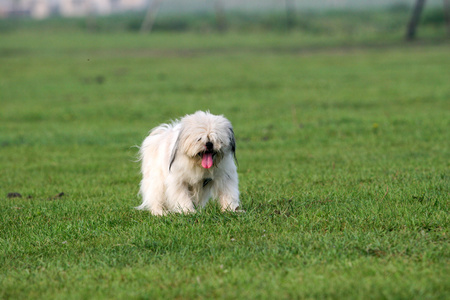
170 111 236 170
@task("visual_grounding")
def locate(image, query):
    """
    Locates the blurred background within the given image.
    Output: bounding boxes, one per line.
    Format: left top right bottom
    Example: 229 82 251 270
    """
0 0 449 40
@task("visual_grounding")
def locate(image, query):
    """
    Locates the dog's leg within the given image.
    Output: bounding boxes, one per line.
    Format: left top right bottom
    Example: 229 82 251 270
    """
165 180 196 214
219 193 240 212
213 178 240 212
138 178 165 216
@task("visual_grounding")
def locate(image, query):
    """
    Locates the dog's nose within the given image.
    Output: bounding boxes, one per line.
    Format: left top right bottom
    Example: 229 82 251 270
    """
206 142 213 151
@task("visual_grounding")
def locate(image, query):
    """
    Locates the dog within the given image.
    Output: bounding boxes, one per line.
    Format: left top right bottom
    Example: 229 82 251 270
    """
137 111 240 215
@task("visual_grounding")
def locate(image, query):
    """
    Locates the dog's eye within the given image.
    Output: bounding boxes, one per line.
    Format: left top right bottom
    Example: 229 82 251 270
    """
197 137 202 141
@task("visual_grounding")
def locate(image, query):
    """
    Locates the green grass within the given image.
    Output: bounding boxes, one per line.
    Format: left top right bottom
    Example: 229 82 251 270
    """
0 25 449 299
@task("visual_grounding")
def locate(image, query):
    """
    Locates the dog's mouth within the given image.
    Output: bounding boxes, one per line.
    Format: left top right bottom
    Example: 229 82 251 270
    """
199 151 215 169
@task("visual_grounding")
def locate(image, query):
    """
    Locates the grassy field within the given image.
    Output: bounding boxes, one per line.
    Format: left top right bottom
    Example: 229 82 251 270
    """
0 23 449 299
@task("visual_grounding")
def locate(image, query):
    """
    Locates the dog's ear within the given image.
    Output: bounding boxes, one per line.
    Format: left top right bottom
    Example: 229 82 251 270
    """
229 127 238 166
169 129 182 171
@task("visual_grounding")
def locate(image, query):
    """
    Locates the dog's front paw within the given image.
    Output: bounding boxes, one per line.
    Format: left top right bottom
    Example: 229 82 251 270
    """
221 203 243 213
233 206 246 213
173 205 196 215
151 208 166 216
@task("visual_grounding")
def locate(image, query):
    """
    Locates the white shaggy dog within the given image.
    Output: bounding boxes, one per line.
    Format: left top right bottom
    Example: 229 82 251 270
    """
137 111 240 215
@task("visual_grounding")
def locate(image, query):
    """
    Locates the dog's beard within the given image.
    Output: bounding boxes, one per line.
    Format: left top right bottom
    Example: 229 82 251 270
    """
194 150 224 169
183 137 226 170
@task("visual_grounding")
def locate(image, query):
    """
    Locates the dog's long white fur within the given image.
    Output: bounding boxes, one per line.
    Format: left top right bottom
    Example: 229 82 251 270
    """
137 111 239 215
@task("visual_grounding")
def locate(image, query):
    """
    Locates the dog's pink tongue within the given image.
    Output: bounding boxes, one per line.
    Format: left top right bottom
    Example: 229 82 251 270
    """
202 153 213 169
